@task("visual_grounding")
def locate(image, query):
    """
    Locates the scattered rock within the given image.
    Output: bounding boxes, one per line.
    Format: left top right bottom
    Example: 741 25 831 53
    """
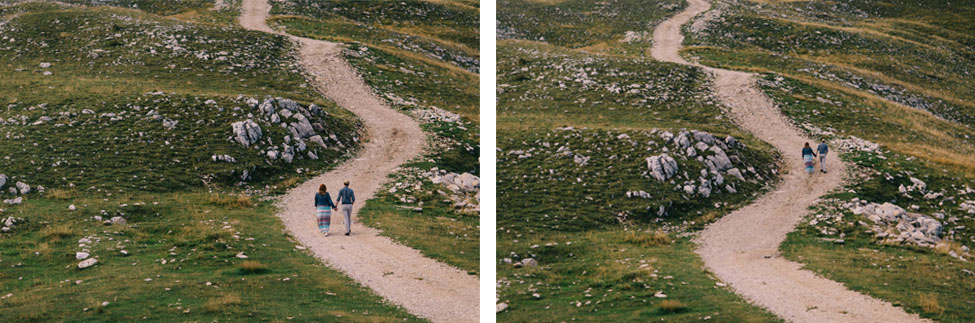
78 258 98 269
496 302 509 313
15 182 30 194
3 197 22 205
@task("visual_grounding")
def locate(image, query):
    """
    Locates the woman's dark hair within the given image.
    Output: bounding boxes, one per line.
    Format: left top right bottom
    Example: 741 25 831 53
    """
318 184 327 195
804 142 810 148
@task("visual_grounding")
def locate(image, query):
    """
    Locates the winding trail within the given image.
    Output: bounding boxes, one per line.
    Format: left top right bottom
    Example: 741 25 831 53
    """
239 1 479 322
651 0 927 322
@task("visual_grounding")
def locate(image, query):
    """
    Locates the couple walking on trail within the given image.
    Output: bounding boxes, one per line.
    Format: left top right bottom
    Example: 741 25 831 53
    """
802 140 829 175
313 181 356 236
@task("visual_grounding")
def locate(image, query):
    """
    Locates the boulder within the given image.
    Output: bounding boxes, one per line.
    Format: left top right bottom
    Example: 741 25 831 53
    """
259 99 275 116
231 119 262 148
15 182 29 194
281 145 295 163
694 142 709 152
726 168 745 181
78 258 97 269
646 154 678 181
277 98 300 112
0 174 6 189
291 113 316 138
706 146 733 171
520 258 538 267
76 252 90 260
496 302 509 313
110 216 127 225
675 131 691 148
309 135 327 148
691 130 716 144
725 136 740 148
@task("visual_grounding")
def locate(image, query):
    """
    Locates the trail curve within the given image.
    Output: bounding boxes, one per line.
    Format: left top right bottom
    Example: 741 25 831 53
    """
651 0 928 322
239 1 479 322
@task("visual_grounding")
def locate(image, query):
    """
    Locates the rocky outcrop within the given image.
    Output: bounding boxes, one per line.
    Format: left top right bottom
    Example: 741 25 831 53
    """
849 201 943 247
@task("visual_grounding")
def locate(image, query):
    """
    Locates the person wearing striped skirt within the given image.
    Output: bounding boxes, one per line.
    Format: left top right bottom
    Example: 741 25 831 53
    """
315 184 336 236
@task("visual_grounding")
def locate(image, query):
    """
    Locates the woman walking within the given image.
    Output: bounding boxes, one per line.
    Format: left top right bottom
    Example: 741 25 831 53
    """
802 142 817 175
315 184 336 236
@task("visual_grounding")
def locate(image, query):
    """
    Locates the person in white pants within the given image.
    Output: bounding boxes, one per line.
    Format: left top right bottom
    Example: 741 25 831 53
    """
336 180 356 235
817 140 829 173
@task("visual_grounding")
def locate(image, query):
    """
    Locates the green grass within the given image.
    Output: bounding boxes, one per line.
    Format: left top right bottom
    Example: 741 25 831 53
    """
357 174 480 274
0 192 419 321
496 229 780 321
498 0 684 56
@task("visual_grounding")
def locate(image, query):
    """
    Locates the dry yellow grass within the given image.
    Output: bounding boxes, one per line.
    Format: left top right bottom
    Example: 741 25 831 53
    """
45 188 74 200
798 55 974 109
39 224 74 241
203 293 242 313
238 261 268 274
768 17 939 51
208 194 254 208
523 0 568 4
656 299 689 313
623 230 672 247
919 294 944 314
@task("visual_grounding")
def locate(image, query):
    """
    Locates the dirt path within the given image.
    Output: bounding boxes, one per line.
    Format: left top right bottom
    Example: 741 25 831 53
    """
651 0 927 322
239 1 479 322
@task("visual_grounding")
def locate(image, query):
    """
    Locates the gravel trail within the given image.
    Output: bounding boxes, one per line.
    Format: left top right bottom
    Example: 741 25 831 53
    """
240 1 479 321
651 0 927 322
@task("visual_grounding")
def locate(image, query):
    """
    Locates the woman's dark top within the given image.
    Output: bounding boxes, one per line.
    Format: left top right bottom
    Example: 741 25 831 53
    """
315 192 335 208
802 147 816 157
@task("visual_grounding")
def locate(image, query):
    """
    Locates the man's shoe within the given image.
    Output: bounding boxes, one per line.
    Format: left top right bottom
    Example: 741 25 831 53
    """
345 232 350 236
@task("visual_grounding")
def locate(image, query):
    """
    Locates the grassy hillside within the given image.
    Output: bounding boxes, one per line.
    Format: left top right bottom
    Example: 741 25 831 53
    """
266 0 480 273
682 0 975 321
496 0 780 320
0 2 418 320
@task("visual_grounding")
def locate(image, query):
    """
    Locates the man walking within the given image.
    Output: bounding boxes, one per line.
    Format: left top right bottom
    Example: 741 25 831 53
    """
817 140 829 173
336 180 356 235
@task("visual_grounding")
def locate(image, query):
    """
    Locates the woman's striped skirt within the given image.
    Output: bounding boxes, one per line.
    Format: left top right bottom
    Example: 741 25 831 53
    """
803 154 815 174
316 206 331 234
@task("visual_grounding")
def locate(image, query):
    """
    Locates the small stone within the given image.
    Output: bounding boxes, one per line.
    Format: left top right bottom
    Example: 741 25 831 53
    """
520 258 538 267
76 252 89 260
235 252 248 259
496 302 509 313
68 204 76 211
